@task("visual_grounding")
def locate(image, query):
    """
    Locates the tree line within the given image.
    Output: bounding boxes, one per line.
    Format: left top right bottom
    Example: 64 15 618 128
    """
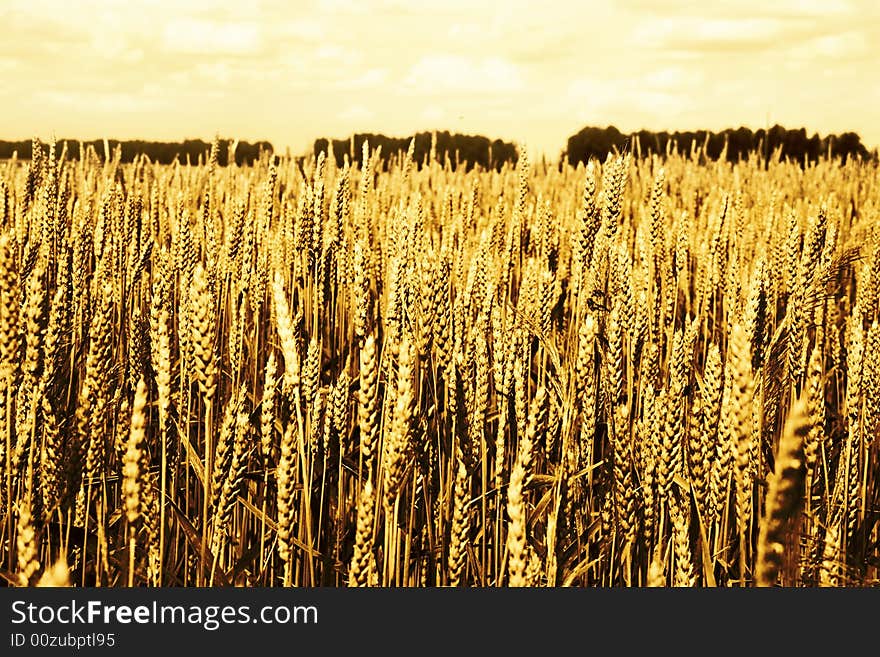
566 125 875 167
314 131 519 171
0 138 273 166
1 126 874 170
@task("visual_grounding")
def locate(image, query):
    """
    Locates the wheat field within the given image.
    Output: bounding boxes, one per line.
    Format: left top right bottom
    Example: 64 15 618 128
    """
1 135 878 588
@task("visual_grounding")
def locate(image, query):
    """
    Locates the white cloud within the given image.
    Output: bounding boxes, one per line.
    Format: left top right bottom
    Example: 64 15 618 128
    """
36 88 168 113
644 66 703 89
692 18 784 42
404 55 523 94
567 73 692 124
620 0 857 20
632 17 788 50
770 0 856 17
162 19 260 55
316 0 369 14
789 31 869 59
195 62 231 84
421 106 446 122
448 22 482 39
337 68 388 90
338 105 374 122
316 44 349 60
278 19 326 41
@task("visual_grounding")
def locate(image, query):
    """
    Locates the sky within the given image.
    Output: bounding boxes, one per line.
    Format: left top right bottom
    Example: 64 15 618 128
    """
1 0 878 159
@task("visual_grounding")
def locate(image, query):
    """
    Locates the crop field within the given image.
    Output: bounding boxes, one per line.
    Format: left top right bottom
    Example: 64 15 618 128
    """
1 136 878 587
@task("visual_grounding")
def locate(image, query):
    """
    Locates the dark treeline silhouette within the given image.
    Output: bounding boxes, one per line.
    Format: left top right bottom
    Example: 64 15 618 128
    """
0 138 273 166
314 131 518 171
567 125 875 167
3 128 873 169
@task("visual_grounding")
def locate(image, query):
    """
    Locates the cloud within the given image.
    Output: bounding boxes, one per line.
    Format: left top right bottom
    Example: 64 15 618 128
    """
567 67 705 125
36 88 169 113
162 19 261 55
619 0 857 20
337 68 389 90
404 55 523 94
631 17 796 52
316 44 350 61
338 105 375 122
448 23 482 39
625 2 877 56
767 0 857 17
316 0 481 16
421 106 446 122
316 0 370 14
787 31 870 60
195 62 232 85
278 19 326 41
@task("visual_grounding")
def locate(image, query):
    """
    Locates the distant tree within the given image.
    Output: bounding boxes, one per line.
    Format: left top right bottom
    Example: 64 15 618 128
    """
0 138 272 165
315 131 518 171
566 125 870 167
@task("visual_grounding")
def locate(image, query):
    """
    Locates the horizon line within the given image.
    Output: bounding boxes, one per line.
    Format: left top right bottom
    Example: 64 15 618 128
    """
0 122 876 159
